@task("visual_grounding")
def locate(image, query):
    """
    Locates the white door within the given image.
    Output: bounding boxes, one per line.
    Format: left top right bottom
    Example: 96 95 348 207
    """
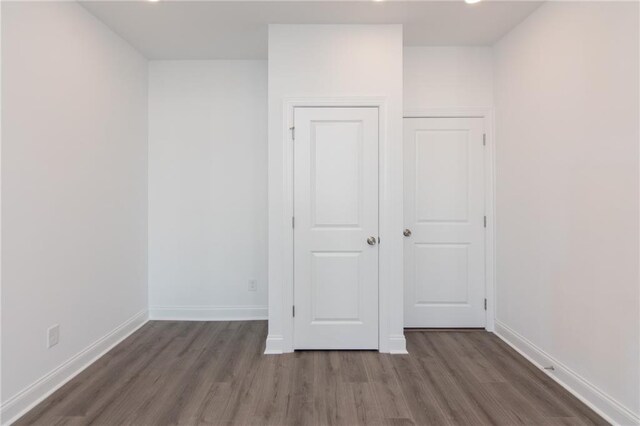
293 107 379 349
404 117 486 328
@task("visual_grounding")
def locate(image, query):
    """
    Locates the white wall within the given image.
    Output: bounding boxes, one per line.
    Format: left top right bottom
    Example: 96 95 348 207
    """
148 49 489 324
404 46 493 111
148 60 268 320
267 25 404 354
1 2 148 422
493 2 639 424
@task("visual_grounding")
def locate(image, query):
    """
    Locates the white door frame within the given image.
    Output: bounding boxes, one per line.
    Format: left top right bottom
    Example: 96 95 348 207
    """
404 108 496 332
270 97 406 354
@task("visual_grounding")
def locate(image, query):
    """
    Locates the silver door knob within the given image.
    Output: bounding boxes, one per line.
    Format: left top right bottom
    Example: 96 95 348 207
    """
367 237 377 246
403 229 412 237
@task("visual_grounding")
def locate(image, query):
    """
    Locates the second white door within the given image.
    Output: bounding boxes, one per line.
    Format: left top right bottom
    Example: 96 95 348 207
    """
293 107 379 349
404 117 486 328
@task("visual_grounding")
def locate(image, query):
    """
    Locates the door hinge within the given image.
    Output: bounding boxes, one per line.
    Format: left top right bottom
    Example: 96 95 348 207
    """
290 126 295 140
483 133 486 146
292 216 295 229
292 305 295 317
484 216 487 228
484 299 487 310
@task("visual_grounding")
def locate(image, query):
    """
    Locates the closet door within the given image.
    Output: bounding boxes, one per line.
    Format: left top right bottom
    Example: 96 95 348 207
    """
404 117 486 328
293 107 379 349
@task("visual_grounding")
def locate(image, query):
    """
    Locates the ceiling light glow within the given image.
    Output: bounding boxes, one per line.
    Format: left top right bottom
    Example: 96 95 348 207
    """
465 0 482 3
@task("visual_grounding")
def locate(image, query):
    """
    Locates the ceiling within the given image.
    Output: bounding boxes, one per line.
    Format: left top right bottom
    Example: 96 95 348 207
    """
80 0 543 59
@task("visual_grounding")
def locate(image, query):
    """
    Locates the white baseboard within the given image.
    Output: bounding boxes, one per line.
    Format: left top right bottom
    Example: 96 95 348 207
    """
494 320 639 426
388 334 408 354
149 305 268 321
1 310 148 426
264 334 284 354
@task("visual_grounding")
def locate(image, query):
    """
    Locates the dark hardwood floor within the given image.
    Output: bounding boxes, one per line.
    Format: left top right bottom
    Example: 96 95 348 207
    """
16 321 606 425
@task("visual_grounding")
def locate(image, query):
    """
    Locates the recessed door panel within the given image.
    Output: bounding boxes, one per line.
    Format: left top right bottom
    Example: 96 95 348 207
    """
294 107 379 349
311 251 361 322
404 117 485 328
414 244 469 305
312 121 362 227
415 130 469 222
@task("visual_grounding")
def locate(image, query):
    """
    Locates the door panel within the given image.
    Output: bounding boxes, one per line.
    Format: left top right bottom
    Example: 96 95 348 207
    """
311 121 361 227
294 107 379 349
404 117 485 328
414 244 469 304
415 130 469 222
311 252 361 321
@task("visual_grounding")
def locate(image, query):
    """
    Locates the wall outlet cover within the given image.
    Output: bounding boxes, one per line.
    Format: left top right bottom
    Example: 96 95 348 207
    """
47 324 60 348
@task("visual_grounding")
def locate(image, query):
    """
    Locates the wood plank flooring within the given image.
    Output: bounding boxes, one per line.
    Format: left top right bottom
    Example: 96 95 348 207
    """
16 321 607 425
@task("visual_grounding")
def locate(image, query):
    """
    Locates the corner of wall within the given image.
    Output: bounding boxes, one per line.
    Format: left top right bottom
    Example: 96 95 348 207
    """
494 321 640 425
0 311 149 426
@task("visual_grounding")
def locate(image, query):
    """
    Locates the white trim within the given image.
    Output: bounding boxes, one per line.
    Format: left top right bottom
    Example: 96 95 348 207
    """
388 334 408 354
149 306 268 321
272 96 405 354
495 320 640 426
0 310 148 426
402 107 496 332
264 335 285 355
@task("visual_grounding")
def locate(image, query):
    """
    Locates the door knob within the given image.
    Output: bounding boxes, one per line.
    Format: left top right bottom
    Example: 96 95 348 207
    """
367 236 377 246
403 228 412 237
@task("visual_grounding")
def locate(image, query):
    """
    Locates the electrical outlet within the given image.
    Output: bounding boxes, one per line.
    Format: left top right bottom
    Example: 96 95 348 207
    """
47 324 60 348
248 279 258 292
